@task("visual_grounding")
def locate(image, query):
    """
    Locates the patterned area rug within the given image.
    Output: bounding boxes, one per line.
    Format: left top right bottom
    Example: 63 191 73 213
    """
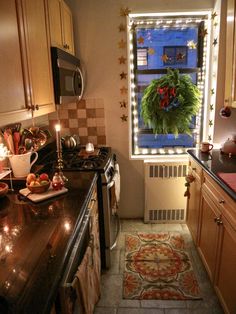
123 232 201 300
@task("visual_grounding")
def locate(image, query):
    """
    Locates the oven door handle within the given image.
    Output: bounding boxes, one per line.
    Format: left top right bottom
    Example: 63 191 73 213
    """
107 169 120 189
61 209 91 287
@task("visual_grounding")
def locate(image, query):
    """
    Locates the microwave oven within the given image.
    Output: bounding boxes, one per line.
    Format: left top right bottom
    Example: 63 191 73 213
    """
51 47 84 105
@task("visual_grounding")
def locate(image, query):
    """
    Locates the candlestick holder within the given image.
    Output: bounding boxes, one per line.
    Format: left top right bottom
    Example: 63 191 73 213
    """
55 124 68 183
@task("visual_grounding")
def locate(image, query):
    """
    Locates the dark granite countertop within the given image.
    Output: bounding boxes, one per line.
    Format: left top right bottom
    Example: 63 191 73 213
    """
187 149 236 201
0 171 97 314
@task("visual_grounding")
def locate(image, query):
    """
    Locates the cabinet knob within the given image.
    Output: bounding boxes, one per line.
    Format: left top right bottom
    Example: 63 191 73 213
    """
219 199 225 204
214 217 223 225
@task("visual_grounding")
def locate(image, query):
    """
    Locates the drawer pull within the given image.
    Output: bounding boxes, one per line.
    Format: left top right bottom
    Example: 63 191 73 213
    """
192 167 197 171
219 199 225 204
214 217 223 225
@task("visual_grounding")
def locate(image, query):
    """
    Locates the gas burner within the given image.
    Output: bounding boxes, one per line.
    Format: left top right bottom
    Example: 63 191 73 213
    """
62 146 112 172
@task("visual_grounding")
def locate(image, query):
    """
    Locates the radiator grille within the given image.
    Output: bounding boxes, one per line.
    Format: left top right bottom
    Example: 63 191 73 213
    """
144 162 187 223
148 209 185 222
149 164 187 178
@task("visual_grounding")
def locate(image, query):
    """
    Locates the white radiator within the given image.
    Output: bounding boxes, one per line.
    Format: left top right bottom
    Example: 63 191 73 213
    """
144 161 188 223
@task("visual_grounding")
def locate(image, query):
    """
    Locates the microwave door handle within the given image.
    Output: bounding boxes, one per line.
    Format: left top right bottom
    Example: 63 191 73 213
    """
72 67 84 100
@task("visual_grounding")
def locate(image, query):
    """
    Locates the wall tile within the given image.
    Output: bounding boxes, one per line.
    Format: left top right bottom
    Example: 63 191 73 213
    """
87 118 96 127
68 109 77 118
69 119 79 128
77 109 86 118
96 108 104 118
78 127 88 136
77 99 86 109
48 98 106 145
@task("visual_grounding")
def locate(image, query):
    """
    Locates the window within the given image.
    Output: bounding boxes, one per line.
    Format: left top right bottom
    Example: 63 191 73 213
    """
128 13 212 157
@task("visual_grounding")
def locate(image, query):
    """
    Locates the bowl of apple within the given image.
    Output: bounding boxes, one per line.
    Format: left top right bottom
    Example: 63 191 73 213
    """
26 173 51 194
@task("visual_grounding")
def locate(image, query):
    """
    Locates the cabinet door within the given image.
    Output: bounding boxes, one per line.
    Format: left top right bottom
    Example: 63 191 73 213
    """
225 0 236 108
198 189 220 282
61 0 74 55
187 173 201 244
48 0 63 49
215 216 236 314
0 0 31 125
21 0 55 115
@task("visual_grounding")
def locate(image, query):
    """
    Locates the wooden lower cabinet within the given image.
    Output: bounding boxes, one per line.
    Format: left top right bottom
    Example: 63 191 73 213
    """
215 216 236 314
198 189 221 282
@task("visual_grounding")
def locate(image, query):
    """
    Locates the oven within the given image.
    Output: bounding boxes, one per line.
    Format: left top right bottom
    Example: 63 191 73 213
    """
61 147 120 269
59 186 100 314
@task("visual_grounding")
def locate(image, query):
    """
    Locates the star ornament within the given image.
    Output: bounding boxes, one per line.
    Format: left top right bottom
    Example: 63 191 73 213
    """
176 53 185 60
187 40 197 49
120 86 128 94
118 56 126 64
120 100 127 108
161 54 169 63
118 23 126 32
120 114 128 122
200 28 208 37
118 39 126 49
120 71 127 80
120 7 131 17
213 38 218 46
211 12 217 20
148 48 155 55
138 36 144 45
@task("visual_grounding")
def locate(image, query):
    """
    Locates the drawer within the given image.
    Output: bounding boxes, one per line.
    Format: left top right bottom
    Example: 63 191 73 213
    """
203 172 236 229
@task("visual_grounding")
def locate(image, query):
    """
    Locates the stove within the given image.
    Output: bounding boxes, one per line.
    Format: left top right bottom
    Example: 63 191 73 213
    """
60 146 120 269
36 142 120 268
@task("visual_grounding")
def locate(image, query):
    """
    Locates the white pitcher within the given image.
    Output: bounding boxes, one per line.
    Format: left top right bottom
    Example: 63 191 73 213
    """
8 151 38 178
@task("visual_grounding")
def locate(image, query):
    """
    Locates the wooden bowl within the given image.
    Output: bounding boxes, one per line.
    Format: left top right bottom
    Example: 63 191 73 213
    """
27 181 51 194
0 182 9 198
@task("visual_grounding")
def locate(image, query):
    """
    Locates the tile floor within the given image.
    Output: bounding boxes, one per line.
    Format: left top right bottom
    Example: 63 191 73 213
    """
94 219 224 314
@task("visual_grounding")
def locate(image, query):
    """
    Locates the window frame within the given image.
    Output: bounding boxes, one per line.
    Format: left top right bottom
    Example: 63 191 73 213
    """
127 12 213 160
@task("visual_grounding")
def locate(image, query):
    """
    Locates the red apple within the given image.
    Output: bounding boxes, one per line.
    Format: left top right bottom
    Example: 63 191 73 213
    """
39 173 49 181
26 173 36 185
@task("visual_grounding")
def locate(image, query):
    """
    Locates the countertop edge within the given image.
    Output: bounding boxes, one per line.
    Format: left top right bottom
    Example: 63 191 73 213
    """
187 150 236 202
44 172 98 314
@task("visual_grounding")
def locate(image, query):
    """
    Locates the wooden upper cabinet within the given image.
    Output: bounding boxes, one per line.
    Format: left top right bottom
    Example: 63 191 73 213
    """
21 0 55 116
225 0 236 108
0 0 55 126
0 0 31 125
48 0 74 55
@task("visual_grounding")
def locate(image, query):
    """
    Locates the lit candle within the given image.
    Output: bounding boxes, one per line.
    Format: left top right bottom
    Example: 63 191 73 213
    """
55 123 61 153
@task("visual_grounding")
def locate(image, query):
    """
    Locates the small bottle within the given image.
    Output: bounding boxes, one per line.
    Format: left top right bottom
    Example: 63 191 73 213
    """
52 172 64 190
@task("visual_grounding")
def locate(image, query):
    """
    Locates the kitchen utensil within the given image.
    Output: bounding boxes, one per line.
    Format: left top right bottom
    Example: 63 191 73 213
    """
8 151 38 178
3 129 15 154
221 135 236 155
200 142 214 153
61 135 77 150
13 132 21 155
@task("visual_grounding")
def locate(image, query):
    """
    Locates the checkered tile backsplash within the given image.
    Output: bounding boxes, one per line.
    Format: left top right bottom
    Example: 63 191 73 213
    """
48 99 106 145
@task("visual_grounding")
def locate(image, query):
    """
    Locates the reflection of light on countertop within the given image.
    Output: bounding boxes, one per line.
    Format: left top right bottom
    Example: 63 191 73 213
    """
3 225 9 233
5 244 12 253
64 220 71 232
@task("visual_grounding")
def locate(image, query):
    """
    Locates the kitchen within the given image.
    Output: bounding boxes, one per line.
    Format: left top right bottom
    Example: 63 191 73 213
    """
0 0 236 313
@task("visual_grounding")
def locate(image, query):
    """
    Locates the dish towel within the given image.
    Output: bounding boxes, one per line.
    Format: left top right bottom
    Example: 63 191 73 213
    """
110 163 120 214
72 243 100 314
217 172 236 192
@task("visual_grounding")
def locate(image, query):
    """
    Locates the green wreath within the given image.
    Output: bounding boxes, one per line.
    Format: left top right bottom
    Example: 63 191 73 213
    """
141 69 200 135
